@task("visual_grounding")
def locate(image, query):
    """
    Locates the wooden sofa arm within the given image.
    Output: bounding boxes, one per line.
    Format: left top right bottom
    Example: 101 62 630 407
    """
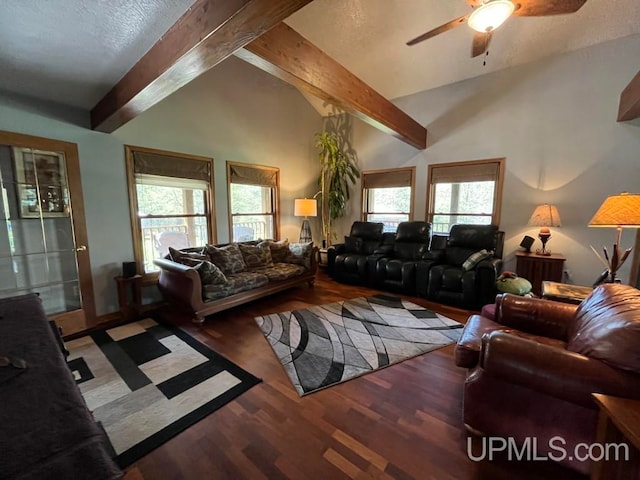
154 258 204 312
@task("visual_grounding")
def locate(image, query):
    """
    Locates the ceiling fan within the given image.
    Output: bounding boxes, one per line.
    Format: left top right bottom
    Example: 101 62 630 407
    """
407 0 588 58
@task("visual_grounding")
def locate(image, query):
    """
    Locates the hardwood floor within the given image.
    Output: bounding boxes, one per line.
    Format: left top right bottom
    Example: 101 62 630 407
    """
126 270 587 480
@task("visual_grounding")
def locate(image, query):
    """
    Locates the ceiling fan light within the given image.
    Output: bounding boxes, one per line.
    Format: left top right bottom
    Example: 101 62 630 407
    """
468 0 515 33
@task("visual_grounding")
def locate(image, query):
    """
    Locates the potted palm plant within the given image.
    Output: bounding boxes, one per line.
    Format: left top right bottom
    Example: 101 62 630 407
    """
314 123 360 247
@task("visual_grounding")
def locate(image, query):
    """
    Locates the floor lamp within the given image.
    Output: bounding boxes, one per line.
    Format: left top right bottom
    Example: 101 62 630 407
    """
294 198 317 243
588 192 640 283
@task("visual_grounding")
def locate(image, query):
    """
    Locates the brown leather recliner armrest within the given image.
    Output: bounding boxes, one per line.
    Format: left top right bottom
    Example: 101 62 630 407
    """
494 294 578 340
480 331 640 408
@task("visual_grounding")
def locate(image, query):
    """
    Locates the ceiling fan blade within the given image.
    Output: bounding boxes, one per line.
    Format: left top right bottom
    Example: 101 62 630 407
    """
513 0 588 17
406 14 469 46
471 32 492 57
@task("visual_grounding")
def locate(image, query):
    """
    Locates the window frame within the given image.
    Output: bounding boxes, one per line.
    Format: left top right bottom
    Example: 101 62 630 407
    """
125 145 216 281
361 167 415 228
426 158 505 233
226 161 280 242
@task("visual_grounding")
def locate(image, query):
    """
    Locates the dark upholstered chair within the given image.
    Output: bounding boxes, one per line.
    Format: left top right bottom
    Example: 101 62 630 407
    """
328 221 384 284
417 224 503 309
374 221 431 293
455 285 640 475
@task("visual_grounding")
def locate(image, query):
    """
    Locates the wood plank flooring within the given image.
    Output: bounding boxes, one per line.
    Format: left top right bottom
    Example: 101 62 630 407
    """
126 270 587 480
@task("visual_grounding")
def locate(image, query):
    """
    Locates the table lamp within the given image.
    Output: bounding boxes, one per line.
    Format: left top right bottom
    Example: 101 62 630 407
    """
294 198 317 243
527 204 562 255
588 192 640 283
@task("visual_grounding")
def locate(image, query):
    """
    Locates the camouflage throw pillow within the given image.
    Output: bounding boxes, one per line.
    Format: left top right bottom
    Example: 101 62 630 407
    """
238 243 273 269
194 260 227 285
168 246 207 266
205 243 246 274
288 242 313 270
258 239 290 263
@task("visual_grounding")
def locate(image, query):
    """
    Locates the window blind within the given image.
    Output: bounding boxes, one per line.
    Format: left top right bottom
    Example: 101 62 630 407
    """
133 151 211 182
362 168 413 188
229 163 278 187
429 162 499 184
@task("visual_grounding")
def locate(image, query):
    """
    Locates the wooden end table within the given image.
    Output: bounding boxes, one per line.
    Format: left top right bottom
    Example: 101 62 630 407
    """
591 393 640 479
515 251 566 296
317 248 328 268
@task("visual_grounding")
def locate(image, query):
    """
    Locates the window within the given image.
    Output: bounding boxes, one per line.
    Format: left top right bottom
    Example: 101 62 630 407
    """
426 158 505 235
125 146 215 275
362 167 415 233
227 162 279 242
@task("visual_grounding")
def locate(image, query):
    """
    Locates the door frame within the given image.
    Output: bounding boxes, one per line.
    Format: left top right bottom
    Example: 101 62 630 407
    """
0 130 96 329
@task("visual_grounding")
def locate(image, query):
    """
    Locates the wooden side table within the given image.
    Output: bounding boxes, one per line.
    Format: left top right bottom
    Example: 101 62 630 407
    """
114 275 142 321
591 394 640 479
515 251 566 296
317 248 328 268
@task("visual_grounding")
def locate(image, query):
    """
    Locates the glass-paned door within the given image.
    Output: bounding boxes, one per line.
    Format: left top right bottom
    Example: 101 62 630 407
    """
0 131 95 332
0 145 80 315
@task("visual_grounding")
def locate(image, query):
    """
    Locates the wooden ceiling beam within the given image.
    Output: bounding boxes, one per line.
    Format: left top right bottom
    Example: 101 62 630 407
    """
90 0 313 133
236 23 427 149
618 70 640 122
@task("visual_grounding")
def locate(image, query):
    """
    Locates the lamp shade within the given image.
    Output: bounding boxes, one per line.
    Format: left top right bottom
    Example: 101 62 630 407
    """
528 204 562 227
468 0 515 33
588 193 640 228
294 198 317 217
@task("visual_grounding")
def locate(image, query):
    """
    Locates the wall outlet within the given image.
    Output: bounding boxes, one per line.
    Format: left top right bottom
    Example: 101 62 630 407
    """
563 269 572 283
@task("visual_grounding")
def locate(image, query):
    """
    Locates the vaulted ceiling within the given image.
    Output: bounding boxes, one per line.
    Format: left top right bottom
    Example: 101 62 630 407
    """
1 0 639 133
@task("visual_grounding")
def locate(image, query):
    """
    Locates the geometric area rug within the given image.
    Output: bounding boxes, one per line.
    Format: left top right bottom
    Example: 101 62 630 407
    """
255 294 463 396
65 318 261 468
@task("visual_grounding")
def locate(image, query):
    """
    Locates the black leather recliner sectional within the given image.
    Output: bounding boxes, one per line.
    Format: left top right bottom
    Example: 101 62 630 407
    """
328 221 504 310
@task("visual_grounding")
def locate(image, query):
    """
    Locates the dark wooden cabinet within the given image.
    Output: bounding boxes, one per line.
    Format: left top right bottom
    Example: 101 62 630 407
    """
515 251 566 296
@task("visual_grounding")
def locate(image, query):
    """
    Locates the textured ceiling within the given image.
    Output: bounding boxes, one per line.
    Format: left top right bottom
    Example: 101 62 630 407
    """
286 0 640 101
0 0 639 111
0 0 195 109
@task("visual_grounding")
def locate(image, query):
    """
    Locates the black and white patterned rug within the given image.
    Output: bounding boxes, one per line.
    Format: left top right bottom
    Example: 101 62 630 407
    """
66 318 260 467
255 295 463 396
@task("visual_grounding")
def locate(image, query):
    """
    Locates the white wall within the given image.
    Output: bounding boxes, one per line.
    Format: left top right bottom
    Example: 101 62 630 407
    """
347 34 640 287
0 56 322 316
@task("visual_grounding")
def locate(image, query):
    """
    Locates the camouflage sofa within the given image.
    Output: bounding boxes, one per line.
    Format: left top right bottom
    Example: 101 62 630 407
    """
154 240 317 324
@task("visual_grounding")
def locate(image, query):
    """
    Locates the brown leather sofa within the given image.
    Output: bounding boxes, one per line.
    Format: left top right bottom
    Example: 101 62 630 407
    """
455 284 640 474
